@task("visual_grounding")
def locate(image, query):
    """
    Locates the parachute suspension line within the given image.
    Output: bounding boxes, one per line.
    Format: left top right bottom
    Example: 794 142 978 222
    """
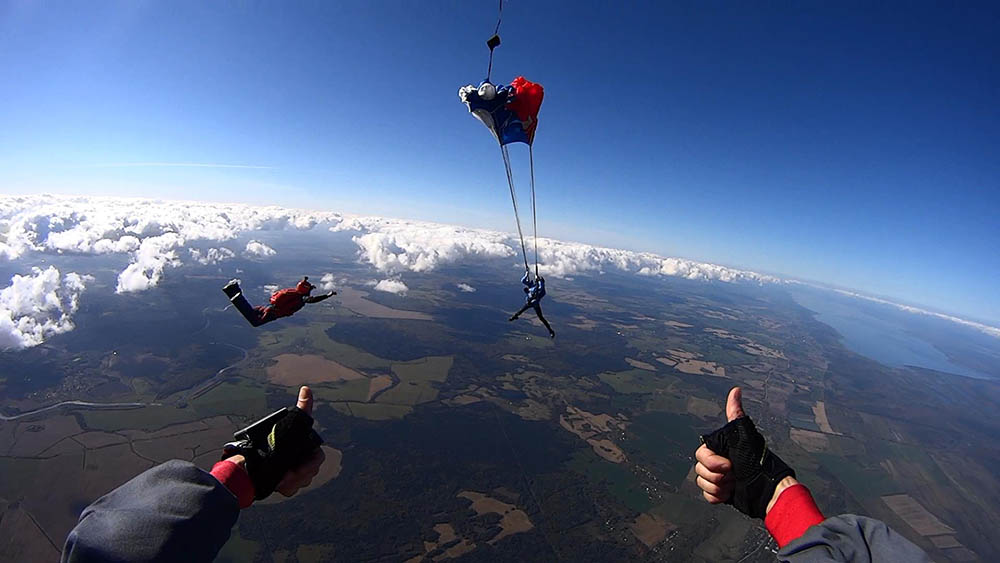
492 0 504 37
529 144 539 278
501 144 530 273
485 0 504 82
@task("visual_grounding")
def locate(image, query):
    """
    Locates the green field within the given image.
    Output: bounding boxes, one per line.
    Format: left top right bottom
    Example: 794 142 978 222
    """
626 411 700 486
311 379 371 403
81 405 203 432
376 356 453 406
814 453 897 499
256 325 391 370
599 369 676 394
567 449 654 513
330 402 413 420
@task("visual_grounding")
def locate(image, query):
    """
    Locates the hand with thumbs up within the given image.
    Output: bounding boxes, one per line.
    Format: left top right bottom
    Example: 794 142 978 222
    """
694 387 798 519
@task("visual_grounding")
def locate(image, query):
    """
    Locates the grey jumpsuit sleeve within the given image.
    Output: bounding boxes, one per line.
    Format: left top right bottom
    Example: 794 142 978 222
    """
61 460 240 563
779 514 930 562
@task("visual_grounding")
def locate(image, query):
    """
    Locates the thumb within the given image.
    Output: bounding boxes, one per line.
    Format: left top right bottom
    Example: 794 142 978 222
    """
726 386 746 422
296 386 314 416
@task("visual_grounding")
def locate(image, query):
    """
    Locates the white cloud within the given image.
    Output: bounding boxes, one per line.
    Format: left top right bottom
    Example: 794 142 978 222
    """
93 236 141 254
334 215 778 284
374 279 408 295
0 266 91 350
334 217 514 274
457 283 476 293
263 284 279 296
319 273 338 292
0 195 341 292
189 247 236 265
244 240 276 258
115 233 184 293
2 195 996 341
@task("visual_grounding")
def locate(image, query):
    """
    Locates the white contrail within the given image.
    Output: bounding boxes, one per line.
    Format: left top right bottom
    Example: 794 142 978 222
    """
93 162 274 169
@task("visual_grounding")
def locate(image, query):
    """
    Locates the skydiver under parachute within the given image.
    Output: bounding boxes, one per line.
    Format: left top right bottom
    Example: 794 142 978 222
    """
459 17 553 337
509 271 555 338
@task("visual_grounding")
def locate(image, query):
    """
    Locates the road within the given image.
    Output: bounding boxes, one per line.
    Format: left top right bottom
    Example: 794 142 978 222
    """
0 400 160 421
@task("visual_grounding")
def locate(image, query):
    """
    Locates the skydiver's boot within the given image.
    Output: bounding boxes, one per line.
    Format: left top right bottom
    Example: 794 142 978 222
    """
223 279 241 300
549 330 556 339
509 315 518 321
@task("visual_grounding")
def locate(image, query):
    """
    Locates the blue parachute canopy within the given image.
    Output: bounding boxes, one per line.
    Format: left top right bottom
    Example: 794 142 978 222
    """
458 79 541 146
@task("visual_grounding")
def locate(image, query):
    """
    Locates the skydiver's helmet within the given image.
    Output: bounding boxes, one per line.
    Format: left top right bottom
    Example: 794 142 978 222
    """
478 81 497 101
296 278 316 295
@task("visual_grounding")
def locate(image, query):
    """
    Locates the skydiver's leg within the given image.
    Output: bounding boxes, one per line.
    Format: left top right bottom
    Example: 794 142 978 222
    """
509 302 532 321
256 306 280 326
225 284 270 327
532 303 555 338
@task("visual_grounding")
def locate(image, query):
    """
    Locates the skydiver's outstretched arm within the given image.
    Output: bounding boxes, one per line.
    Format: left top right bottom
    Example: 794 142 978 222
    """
532 303 555 338
304 291 335 304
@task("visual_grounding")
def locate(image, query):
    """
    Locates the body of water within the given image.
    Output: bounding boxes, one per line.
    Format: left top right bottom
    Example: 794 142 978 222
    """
789 287 990 379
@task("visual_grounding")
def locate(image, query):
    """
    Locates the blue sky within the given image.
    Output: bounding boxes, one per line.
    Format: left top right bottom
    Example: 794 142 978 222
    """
1 1 998 322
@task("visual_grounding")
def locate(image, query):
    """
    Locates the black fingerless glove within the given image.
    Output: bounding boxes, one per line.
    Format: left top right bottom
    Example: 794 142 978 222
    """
701 416 795 519
223 406 323 500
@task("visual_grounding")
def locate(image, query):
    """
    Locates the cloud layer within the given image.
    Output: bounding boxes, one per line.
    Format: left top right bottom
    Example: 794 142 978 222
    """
334 217 515 274
0 195 340 294
0 266 91 350
334 215 779 284
2 195 997 342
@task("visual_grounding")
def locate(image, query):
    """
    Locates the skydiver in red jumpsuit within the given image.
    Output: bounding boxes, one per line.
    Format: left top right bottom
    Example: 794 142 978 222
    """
223 277 334 327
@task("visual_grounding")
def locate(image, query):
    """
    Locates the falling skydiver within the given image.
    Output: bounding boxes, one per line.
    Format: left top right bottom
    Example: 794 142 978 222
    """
223 277 335 327
509 272 555 338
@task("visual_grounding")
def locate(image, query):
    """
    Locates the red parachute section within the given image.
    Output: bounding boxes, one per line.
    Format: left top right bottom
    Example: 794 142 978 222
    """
507 76 544 145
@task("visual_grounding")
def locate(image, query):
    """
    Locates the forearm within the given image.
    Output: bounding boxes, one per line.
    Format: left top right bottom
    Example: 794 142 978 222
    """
764 480 825 547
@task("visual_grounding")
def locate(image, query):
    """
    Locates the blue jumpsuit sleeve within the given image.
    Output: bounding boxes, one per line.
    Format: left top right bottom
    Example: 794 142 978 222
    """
61 460 240 563
778 514 929 563
521 271 532 286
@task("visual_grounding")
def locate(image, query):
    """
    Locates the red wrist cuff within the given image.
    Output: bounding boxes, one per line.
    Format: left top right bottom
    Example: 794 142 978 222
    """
764 484 825 548
211 460 256 509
